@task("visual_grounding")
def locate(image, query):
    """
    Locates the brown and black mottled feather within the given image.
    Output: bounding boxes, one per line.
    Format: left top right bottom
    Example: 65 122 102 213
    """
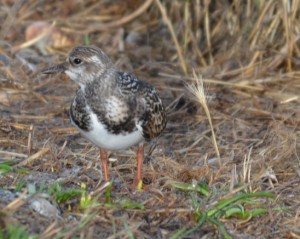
117 72 167 140
70 89 91 131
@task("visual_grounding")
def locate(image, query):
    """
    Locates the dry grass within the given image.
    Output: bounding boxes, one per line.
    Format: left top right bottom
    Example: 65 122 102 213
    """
0 0 300 238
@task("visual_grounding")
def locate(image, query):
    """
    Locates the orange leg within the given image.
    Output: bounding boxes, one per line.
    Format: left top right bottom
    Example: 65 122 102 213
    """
100 148 109 181
130 143 144 190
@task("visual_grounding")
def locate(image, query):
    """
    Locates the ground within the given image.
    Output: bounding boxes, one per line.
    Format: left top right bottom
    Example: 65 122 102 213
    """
0 1 299 239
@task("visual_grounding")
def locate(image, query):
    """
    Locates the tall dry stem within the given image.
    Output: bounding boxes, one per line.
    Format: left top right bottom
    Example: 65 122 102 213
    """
187 70 221 167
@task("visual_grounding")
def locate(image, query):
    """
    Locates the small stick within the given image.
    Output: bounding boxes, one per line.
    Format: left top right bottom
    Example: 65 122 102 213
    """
17 148 50 167
27 124 34 155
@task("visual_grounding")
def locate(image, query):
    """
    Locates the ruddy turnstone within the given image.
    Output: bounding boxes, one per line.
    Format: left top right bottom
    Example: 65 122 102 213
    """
42 45 167 190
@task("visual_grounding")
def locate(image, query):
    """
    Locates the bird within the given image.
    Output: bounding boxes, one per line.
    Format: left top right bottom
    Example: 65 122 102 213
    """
42 45 167 190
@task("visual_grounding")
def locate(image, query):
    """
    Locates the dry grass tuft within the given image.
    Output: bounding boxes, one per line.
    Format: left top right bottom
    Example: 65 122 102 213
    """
187 70 221 166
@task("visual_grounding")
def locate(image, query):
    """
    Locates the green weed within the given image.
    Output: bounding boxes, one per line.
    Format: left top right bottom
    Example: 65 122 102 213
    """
171 181 276 239
0 162 28 175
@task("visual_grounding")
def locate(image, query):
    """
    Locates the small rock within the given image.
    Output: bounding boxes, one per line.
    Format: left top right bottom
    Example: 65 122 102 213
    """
0 189 15 201
29 196 60 219
125 31 142 46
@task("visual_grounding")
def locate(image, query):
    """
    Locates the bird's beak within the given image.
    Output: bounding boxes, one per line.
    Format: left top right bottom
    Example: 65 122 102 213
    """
42 62 68 74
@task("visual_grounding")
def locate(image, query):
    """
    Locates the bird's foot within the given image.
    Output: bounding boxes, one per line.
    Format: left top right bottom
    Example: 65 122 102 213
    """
130 178 143 192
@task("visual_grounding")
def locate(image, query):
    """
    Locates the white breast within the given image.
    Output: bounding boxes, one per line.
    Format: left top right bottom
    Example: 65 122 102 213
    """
75 110 144 151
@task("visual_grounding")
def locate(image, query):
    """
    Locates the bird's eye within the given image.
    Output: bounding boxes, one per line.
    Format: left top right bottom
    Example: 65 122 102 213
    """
73 58 82 65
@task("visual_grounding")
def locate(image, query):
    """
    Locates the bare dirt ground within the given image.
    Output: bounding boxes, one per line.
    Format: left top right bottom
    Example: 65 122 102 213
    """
0 1 299 238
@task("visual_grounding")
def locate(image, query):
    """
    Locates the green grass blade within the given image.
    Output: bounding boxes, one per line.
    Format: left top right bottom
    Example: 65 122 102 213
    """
48 182 62 195
124 222 135 239
15 178 26 192
207 216 233 239
170 228 187 239
208 192 274 217
224 205 245 218
0 162 28 175
172 182 209 196
105 182 113 204
79 211 98 230
171 212 207 239
55 189 84 203
121 202 144 210
248 208 269 217
84 34 91 46
5 224 38 239
182 212 207 237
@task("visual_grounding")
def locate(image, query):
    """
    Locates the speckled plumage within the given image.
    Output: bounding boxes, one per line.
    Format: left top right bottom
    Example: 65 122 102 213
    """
42 45 167 189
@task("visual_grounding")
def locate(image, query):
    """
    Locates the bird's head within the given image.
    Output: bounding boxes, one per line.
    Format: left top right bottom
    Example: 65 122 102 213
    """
42 45 115 88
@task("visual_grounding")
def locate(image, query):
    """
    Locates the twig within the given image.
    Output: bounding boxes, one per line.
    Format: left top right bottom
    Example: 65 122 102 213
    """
17 148 50 167
0 150 28 159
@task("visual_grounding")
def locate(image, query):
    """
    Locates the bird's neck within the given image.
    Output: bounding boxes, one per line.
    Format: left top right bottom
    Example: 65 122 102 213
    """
82 68 118 97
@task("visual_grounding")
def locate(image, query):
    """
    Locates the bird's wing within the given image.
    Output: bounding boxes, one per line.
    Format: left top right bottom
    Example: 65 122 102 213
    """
117 72 167 140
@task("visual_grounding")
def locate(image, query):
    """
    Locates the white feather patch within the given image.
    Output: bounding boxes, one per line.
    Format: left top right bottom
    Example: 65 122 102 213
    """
78 108 144 150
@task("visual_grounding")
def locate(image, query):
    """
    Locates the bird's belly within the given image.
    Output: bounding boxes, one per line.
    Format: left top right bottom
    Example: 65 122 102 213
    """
75 111 144 150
